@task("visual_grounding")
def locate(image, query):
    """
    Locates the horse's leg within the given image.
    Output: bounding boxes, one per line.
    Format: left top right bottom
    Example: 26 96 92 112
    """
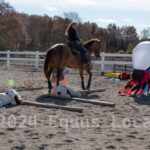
84 65 92 90
56 68 63 86
47 67 54 93
79 69 86 90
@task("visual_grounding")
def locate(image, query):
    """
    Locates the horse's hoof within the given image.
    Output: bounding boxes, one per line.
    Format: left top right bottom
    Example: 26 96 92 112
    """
48 89 52 94
86 87 90 90
82 87 86 90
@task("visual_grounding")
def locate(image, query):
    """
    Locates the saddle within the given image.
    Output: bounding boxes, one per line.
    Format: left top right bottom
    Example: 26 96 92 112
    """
67 42 81 56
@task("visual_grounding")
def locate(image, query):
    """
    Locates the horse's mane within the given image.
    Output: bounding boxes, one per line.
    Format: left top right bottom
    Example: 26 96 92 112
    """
83 38 100 49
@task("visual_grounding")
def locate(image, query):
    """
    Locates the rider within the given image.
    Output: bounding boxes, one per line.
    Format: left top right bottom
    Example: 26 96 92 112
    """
65 22 88 65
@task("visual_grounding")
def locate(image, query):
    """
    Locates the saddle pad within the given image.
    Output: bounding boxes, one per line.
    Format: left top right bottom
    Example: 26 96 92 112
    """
67 43 81 56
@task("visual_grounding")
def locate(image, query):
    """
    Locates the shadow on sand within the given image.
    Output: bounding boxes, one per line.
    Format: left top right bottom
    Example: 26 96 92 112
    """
133 95 150 106
36 94 100 106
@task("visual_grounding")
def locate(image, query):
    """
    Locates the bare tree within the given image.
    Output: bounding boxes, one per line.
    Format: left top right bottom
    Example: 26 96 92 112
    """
141 28 150 40
0 0 14 16
63 12 81 23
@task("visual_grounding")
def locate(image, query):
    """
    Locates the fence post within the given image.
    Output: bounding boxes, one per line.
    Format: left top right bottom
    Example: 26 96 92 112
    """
100 52 105 76
35 51 39 69
7 50 10 68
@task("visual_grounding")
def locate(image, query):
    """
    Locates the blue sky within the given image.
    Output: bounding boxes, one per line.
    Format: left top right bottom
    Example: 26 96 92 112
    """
7 0 150 35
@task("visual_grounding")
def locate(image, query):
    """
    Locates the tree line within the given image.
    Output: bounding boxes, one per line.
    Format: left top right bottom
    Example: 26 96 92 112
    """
0 0 150 53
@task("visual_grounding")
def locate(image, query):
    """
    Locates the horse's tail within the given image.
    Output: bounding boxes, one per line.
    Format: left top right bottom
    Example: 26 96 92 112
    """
43 50 50 79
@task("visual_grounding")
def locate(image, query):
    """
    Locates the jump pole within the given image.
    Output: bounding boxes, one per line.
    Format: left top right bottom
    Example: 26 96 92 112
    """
16 87 44 91
22 101 83 113
43 94 115 107
79 89 106 94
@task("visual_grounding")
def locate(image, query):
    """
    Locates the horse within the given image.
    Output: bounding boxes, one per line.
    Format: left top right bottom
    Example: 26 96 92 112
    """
43 38 101 92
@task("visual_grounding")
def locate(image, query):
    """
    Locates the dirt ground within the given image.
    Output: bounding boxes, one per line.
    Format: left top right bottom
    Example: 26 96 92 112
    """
0 68 150 150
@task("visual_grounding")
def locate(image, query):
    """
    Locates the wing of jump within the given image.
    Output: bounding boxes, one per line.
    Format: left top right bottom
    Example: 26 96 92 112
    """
119 70 149 96
119 41 150 96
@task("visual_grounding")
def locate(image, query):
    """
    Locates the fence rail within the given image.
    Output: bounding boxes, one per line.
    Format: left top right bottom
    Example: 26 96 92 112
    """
0 51 132 74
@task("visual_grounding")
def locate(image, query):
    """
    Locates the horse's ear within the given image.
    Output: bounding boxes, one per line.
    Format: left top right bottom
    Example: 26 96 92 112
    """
97 38 101 42
14 95 21 105
67 89 72 97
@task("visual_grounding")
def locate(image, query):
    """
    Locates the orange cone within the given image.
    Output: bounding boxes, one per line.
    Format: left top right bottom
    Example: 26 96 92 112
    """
53 77 57 94
62 75 67 87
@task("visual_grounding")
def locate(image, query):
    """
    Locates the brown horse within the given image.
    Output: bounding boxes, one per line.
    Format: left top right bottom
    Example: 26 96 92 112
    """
43 39 101 92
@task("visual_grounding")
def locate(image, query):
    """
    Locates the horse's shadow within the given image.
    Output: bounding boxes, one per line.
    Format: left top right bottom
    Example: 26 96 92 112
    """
36 95 71 106
80 94 99 99
133 95 150 105
3 104 20 109
36 94 100 106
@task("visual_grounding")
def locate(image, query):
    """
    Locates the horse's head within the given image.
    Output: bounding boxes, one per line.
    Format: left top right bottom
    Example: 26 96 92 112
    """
84 39 101 58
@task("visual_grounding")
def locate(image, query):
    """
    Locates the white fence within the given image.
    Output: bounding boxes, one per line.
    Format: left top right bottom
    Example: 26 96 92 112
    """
0 51 132 74
0 50 46 69
100 52 132 75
